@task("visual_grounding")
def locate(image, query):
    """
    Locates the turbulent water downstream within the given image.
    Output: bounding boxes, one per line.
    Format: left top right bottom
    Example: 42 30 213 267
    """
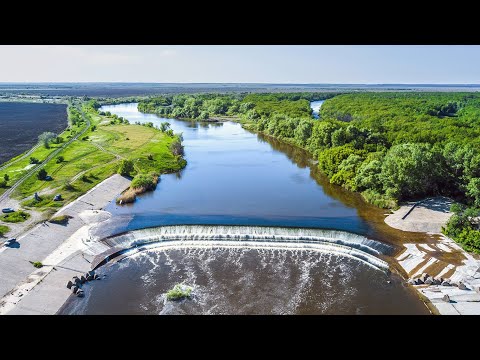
60 102 429 315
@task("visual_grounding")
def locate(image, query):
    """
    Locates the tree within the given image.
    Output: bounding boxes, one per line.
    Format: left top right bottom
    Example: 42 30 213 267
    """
160 122 171 132
467 178 480 207
37 169 47 180
118 159 134 177
170 140 184 156
56 156 64 163
4 174 9 182
380 143 440 200
38 132 56 149
29 157 39 164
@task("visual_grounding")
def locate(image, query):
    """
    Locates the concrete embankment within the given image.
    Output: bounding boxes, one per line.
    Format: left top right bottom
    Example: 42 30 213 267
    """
385 196 480 315
0 174 131 315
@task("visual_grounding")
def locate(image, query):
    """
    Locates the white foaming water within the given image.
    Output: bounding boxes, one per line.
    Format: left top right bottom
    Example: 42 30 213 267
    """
102 225 392 270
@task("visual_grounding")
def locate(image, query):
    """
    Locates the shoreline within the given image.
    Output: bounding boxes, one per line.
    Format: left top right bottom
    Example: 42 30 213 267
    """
2 175 476 314
385 197 480 315
0 174 131 315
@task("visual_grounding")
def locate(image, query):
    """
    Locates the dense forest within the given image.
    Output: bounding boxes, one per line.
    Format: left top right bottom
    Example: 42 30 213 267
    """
138 92 480 252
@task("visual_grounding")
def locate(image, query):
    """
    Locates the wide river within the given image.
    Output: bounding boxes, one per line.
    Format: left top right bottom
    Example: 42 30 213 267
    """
60 103 429 315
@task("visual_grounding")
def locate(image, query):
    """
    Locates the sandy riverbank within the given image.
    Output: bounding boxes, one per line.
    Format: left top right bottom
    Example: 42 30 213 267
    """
0 174 131 315
385 196 480 315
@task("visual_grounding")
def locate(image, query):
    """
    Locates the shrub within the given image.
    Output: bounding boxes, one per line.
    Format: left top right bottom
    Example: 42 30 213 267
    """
131 173 158 190
4 174 9 182
30 157 39 164
166 284 193 301
31 261 43 268
49 215 72 225
82 136 89 141
2 210 30 223
56 156 64 163
37 169 47 180
0 180 6 188
147 154 154 160
0 225 10 236
118 159 134 177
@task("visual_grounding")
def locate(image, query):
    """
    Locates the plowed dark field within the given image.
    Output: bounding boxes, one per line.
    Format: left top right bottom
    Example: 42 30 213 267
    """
0 103 67 164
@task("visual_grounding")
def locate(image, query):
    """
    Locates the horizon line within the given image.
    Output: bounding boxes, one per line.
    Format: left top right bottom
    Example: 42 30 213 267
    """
1 82 480 86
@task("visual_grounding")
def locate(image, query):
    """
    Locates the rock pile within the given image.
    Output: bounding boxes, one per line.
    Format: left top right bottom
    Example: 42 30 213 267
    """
407 273 468 289
66 270 102 298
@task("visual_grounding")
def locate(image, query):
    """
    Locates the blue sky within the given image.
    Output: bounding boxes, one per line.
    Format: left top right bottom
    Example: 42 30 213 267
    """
0 45 479 83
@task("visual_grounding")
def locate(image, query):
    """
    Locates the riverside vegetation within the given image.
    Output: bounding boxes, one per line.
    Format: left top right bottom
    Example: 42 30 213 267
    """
138 92 480 252
0 98 186 233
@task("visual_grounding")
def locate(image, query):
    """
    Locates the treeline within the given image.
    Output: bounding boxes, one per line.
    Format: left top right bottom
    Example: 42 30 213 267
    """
137 92 339 121
241 92 480 252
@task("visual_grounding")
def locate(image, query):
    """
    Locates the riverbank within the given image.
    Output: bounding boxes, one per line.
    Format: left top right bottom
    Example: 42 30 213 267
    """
384 197 480 314
0 174 131 314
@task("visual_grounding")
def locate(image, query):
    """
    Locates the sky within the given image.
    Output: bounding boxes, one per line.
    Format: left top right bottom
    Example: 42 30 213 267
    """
0 45 479 84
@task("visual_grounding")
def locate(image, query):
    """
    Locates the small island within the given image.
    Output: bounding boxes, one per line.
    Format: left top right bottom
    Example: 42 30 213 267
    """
166 284 193 301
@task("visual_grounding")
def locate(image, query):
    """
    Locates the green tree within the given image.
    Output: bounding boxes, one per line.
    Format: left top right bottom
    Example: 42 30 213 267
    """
38 132 56 149
160 122 171 132
4 174 9 182
118 159 134 177
37 169 47 180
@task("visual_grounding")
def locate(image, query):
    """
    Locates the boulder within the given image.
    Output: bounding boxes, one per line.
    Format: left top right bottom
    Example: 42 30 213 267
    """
408 279 416 285
80 276 87 284
421 273 430 282
433 278 441 285
415 278 424 285
442 294 451 303
458 282 468 290
441 281 451 286
86 275 93 281
424 277 434 285
93 274 100 280
66 280 73 289
72 285 79 294
76 290 84 298
87 270 95 277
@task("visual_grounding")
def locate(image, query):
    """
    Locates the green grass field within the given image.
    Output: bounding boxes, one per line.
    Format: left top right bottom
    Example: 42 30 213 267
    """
7 102 186 214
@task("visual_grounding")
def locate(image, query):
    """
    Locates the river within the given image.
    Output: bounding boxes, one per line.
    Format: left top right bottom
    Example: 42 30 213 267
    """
59 102 429 315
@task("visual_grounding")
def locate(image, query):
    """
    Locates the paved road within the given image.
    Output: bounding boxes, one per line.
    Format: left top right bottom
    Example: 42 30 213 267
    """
0 106 90 204
0 174 131 313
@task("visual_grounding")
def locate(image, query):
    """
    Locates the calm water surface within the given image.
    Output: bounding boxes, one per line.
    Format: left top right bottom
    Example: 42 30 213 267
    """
60 102 429 315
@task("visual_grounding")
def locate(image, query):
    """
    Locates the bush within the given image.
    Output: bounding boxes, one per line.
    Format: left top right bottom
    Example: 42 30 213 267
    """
31 261 43 269
2 210 30 223
49 215 72 225
37 169 47 180
30 157 39 164
82 136 89 141
166 284 193 301
131 173 158 190
0 180 6 188
147 154 154 160
56 156 64 163
117 173 159 205
0 225 10 236
118 159 134 177
4 174 9 182
170 140 184 157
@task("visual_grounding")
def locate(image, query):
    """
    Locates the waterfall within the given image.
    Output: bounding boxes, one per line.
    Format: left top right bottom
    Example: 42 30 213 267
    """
98 225 392 271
